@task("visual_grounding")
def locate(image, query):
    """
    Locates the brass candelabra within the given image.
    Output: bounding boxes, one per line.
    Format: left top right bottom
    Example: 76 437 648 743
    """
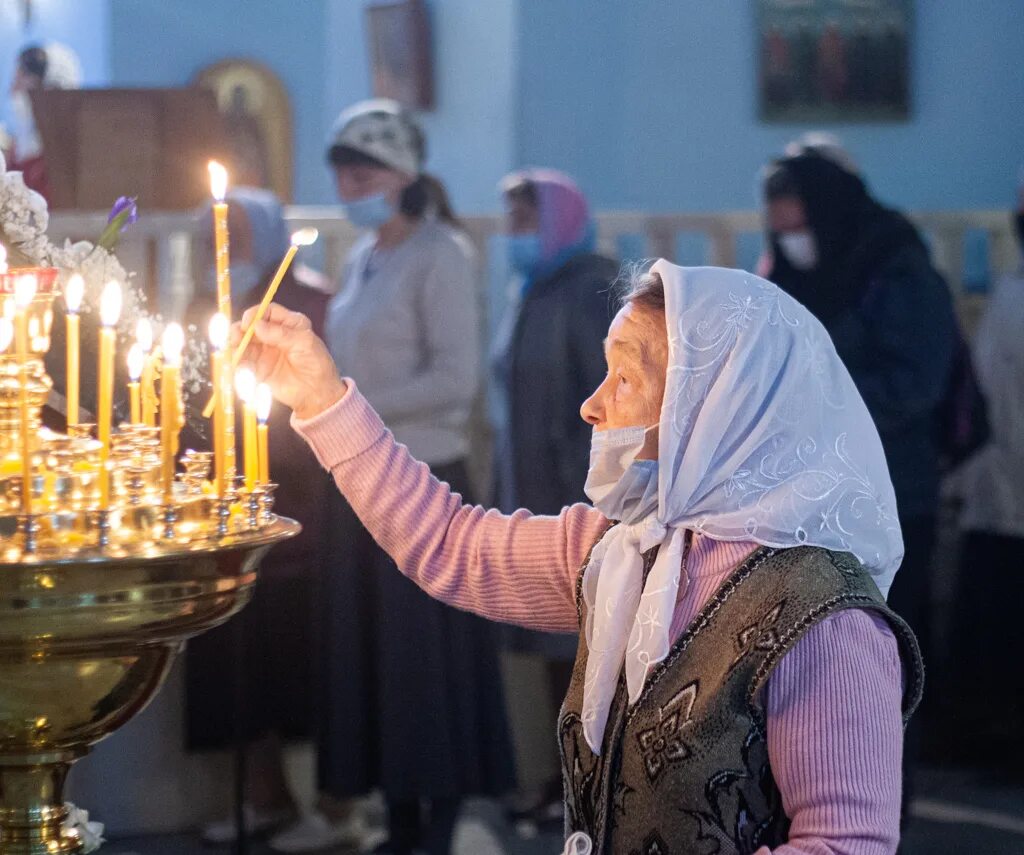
0 270 299 853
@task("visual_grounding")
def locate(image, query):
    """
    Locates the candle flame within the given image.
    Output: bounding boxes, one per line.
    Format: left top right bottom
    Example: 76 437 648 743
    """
208 161 228 202
100 281 122 327
290 227 319 247
208 312 229 350
162 323 185 366
136 318 153 353
235 366 256 404
256 383 272 422
127 343 145 381
14 274 37 308
0 318 12 352
65 274 85 313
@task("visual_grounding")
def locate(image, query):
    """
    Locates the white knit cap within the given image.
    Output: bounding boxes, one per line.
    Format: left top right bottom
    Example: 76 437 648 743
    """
326 98 423 176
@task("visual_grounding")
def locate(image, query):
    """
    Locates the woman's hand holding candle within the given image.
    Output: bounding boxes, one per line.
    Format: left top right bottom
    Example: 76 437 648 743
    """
231 303 346 421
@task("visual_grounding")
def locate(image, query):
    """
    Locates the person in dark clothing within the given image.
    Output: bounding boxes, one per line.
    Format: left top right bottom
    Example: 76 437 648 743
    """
185 189 333 844
760 148 957 822
492 168 617 828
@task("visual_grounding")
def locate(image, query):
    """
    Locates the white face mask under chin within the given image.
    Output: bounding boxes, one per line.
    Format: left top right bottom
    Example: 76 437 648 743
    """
778 230 819 271
583 425 659 524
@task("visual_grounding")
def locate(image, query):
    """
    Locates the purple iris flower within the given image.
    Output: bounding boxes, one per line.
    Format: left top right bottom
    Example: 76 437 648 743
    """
97 196 139 250
107 196 138 230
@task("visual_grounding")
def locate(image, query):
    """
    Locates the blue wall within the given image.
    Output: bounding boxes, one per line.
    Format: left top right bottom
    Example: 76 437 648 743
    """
10 1 1024 213
322 0 519 212
0 0 109 134
108 0 331 205
516 0 1024 212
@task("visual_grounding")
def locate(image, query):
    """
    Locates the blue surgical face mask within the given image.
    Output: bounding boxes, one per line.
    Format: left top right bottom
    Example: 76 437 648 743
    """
342 192 396 230
584 426 659 524
508 232 542 275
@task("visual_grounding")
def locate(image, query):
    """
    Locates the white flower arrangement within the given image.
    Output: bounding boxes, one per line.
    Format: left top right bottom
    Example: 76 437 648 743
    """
0 148 136 327
0 151 209 423
61 802 105 852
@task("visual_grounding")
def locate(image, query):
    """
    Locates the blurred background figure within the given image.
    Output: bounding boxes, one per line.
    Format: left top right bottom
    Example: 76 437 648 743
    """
491 168 615 832
187 187 333 845
273 99 513 855
759 144 964 821
948 180 1024 776
760 146 957 668
1 41 81 201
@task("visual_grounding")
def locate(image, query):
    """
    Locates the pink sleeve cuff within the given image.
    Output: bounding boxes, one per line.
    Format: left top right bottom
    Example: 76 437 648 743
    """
290 380 387 470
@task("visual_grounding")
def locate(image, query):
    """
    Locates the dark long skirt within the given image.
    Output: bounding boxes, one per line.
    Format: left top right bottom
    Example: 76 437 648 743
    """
943 530 1024 772
317 460 516 801
185 564 318 748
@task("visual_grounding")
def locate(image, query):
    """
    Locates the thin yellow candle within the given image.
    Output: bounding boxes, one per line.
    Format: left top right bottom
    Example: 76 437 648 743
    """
256 382 271 484
64 273 84 428
201 227 318 419
137 318 159 426
208 313 229 497
13 275 35 515
235 367 258 492
160 323 185 503
97 281 122 510
208 161 232 320
127 343 144 424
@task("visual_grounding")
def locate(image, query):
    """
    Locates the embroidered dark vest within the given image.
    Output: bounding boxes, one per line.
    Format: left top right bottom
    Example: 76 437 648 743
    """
558 545 924 855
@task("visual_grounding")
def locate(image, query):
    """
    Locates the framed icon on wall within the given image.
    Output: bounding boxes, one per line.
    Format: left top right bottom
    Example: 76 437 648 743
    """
758 0 912 122
365 0 434 110
194 59 294 201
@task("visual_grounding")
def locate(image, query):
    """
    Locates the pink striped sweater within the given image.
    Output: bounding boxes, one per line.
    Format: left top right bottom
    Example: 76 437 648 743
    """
295 382 906 855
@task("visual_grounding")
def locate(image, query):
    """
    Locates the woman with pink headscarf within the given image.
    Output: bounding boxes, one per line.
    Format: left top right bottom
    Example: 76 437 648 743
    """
492 169 618 829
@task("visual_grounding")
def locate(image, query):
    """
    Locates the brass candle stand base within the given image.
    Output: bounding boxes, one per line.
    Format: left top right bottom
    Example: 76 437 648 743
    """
0 517 300 854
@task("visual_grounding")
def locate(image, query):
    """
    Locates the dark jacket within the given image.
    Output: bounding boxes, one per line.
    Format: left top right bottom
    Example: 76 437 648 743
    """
493 252 618 514
825 242 955 517
765 154 956 519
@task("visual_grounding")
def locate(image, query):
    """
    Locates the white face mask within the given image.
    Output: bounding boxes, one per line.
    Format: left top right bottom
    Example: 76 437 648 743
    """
583 425 659 524
777 230 818 271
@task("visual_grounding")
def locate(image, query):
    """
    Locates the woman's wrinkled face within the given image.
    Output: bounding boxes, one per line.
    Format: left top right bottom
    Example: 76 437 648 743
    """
333 163 408 205
580 302 668 457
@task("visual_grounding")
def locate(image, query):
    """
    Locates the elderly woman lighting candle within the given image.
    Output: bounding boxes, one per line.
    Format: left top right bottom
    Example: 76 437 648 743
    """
237 260 924 855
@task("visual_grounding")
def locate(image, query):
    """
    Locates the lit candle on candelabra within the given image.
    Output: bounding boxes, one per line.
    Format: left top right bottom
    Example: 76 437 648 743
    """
208 313 230 497
235 367 258 492
160 324 184 503
97 281 122 510
256 383 271 484
64 273 84 428
208 161 231 319
137 318 158 426
14 274 37 515
127 343 144 424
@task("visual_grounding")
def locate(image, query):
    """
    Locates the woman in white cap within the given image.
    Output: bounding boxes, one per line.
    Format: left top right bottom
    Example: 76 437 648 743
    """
269 99 514 855
239 260 923 855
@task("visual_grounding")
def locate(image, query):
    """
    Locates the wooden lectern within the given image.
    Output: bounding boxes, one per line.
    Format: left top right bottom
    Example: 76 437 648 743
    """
31 88 229 210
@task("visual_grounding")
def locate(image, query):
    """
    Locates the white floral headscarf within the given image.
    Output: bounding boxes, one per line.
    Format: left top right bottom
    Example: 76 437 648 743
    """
580 261 902 754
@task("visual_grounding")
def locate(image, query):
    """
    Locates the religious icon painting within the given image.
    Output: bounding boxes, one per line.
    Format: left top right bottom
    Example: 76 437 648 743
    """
194 59 294 202
758 0 912 122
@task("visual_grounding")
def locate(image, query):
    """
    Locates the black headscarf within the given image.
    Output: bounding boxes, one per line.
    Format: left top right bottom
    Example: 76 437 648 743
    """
763 152 930 323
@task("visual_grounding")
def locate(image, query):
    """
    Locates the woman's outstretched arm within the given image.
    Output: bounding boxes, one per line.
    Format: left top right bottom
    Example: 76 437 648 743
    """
237 303 608 632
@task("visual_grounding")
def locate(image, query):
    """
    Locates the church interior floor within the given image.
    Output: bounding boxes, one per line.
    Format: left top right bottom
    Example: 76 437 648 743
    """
101 766 1024 855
